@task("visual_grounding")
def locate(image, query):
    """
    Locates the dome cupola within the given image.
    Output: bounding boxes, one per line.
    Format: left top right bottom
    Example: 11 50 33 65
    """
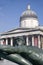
20 5 39 28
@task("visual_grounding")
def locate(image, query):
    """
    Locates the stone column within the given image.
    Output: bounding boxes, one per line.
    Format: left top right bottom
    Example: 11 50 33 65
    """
26 36 29 46
38 35 40 48
32 36 34 46
11 38 13 46
6 38 8 45
1 39 3 45
41 36 43 49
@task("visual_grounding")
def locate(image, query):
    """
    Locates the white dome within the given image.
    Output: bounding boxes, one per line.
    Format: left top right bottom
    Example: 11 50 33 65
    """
20 5 38 21
20 5 39 28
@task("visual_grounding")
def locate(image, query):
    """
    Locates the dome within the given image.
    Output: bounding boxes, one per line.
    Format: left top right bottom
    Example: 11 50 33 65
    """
20 5 39 28
20 5 38 21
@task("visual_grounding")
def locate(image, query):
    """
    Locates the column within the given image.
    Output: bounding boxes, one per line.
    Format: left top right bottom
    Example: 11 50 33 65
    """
11 38 13 46
41 36 43 49
38 35 40 48
1 39 3 45
6 38 8 45
32 36 34 46
26 36 29 46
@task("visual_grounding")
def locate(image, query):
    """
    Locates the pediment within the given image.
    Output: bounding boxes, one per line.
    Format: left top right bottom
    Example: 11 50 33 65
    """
8 28 30 33
2 28 30 34
1 26 43 35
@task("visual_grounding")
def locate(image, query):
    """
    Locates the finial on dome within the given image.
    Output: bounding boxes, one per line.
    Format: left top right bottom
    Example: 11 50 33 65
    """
27 5 30 10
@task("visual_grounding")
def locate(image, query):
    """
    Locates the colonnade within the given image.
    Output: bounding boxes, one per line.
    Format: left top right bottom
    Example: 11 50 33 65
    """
0 35 41 48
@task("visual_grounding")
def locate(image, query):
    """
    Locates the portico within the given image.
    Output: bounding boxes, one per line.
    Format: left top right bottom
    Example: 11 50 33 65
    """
0 30 42 49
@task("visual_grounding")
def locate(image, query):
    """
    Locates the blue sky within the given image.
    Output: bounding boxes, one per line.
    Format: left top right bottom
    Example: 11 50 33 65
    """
0 0 43 32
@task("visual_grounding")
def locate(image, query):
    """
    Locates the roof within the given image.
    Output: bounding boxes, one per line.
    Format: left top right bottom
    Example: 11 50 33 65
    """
0 26 43 36
20 5 38 21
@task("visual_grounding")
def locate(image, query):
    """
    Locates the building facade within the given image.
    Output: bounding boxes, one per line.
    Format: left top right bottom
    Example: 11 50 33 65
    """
0 5 43 49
